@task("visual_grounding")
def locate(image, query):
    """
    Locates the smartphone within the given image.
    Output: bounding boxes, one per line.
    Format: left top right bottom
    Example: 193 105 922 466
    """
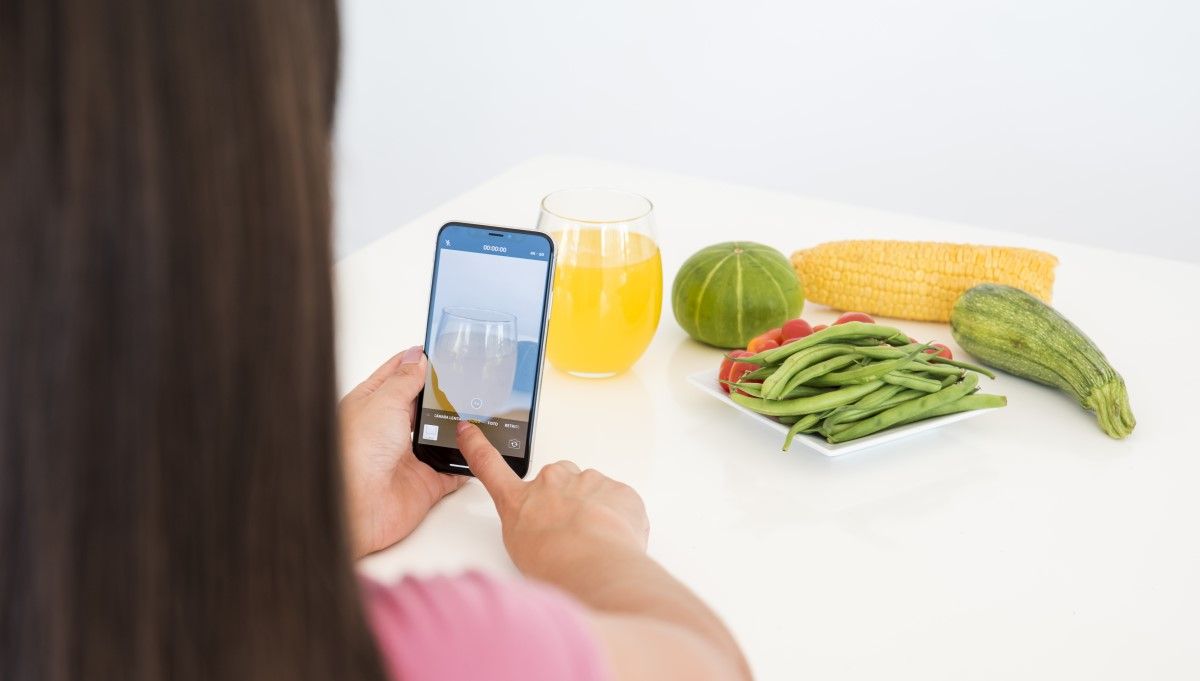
412 222 555 478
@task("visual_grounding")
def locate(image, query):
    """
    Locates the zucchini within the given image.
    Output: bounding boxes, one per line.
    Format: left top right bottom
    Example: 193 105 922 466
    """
950 284 1134 439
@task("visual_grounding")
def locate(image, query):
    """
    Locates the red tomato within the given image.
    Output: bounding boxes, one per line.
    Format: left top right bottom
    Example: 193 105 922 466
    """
719 350 753 393
834 311 875 325
924 343 953 360
727 357 757 388
812 324 829 333
745 333 765 353
718 358 735 392
748 337 780 353
781 318 813 342
747 335 782 353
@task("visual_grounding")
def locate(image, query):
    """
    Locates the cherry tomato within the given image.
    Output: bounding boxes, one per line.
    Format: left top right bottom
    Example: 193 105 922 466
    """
835 311 875 325
749 337 781 353
746 333 766 353
747 334 782 353
727 355 758 389
719 349 753 393
812 324 829 333
781 318 813 342
718 358 735 392
924 343 953 360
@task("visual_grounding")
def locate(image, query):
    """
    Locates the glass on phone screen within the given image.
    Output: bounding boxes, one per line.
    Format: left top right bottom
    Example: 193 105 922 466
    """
418 226 551 459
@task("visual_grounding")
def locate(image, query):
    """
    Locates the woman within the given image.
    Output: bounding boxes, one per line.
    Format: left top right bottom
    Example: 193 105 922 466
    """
0 1 750 680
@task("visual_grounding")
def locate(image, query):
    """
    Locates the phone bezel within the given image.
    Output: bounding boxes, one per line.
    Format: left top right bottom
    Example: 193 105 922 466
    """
412 222 555 479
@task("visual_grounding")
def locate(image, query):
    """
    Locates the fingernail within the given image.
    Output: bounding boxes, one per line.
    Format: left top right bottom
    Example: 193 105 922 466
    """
456 420 470 434
401 346 424 364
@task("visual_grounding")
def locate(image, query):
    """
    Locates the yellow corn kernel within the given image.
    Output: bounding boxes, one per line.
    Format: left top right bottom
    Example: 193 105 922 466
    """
791 240 1058 322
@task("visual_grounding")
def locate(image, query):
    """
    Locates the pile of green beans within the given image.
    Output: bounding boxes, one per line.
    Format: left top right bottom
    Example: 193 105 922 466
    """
722 322 1007 449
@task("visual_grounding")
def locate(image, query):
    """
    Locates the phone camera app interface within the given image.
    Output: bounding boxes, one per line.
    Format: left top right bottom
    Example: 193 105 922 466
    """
419 229 550 459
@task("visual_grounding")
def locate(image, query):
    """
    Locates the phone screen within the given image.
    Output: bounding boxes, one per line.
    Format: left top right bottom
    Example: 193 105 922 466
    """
413 223 554 476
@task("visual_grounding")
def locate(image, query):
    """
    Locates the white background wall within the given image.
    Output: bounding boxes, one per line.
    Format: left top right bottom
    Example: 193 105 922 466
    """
333 0 1199 263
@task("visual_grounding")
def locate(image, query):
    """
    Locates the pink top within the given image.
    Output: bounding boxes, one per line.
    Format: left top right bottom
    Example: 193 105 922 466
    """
361 572 610 681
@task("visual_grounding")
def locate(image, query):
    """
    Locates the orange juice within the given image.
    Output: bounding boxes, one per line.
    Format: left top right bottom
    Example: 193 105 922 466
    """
547 229 662 376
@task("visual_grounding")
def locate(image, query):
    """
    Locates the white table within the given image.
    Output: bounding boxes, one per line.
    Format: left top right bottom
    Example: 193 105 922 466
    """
340 156 1199 680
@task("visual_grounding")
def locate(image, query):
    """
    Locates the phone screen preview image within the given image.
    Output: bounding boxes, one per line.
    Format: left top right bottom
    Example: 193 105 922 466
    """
414 224 553 475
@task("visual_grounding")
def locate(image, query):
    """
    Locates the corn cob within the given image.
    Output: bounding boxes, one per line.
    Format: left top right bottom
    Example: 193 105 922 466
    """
791 240 1057 322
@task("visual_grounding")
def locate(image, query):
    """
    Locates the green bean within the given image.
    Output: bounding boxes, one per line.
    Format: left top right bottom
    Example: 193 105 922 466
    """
782 413 824 450
808 345 929 387
760 344 859 397
721 381 763 397
827 374 980 443
724 383 763 398
822 421 853 437
824 382 977 440
881 372 942 393
847 383 907 409
893 372 955 389
729 380 886 417
904 370 962 386
870 343 996 379
875 388 926 408
891 392 1006 428
901 361 964 377
824 390 996 438
769 354 860 398
820 406 878 433
741 365 777 381
780 384 827 399
735 322 906 365
726 379 829 399
777 415 802 425
820 388 926 432
926 355 996 379
843 337 895 347
852 345 914 360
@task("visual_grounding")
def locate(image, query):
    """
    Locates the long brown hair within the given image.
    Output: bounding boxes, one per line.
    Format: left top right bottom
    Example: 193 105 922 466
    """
1 1 388 680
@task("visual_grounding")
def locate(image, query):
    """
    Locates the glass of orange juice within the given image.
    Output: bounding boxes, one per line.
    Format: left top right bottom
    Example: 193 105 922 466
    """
537 188 662 378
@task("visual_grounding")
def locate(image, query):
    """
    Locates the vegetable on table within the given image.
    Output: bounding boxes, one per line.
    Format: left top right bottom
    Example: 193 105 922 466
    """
790 240 1058 323
781 318 813 342
716 313 1006 448
672 242 804 348
950 283 1135 439
926 343 953 360
718 350 754 394
834 311 875 325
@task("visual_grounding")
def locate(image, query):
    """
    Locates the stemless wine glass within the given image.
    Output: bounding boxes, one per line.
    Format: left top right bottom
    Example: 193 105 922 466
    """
537 188 662 378
430 307 518 417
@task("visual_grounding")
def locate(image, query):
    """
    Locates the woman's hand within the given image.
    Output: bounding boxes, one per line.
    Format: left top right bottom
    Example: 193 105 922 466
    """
455 420 649 577
341 347 466 558
456 421 752 681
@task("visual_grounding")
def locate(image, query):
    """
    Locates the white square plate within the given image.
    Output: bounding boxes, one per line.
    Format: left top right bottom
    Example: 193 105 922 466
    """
686 368 1001 456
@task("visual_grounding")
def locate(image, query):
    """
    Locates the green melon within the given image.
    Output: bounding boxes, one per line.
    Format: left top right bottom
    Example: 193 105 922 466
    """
671 242 804 348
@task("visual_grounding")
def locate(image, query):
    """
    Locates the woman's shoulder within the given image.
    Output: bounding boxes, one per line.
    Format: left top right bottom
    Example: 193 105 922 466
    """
361 571 609 681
